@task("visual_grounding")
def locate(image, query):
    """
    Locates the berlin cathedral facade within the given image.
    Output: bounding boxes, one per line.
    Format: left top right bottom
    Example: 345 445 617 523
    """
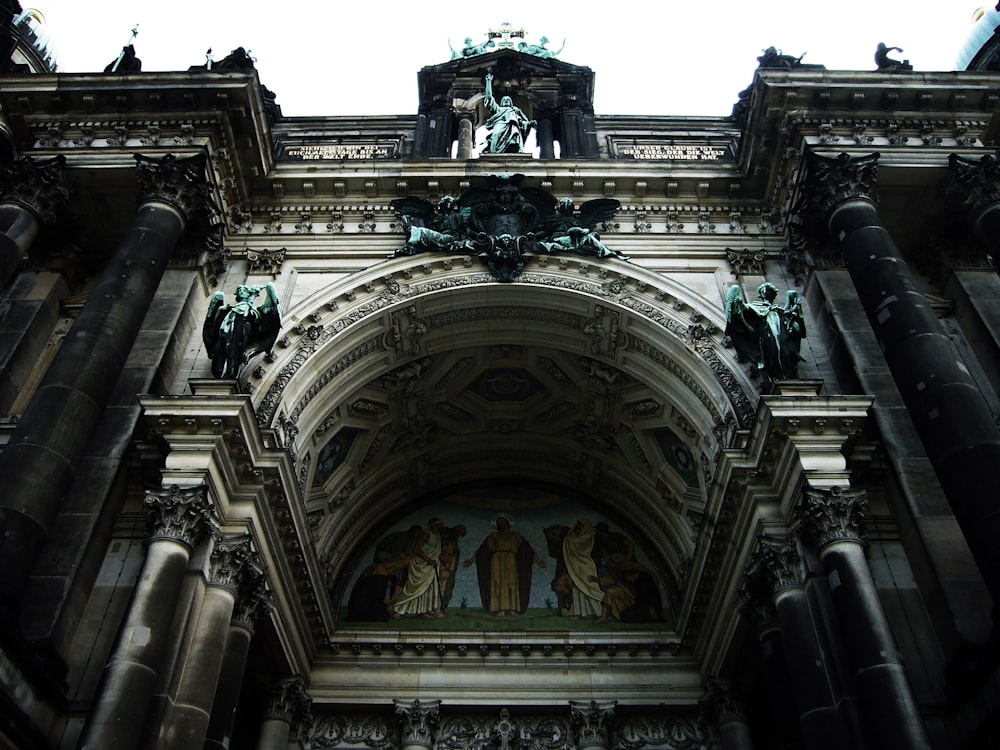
2 3 1000 749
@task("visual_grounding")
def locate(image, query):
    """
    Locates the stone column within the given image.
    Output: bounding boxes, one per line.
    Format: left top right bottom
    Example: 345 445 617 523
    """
745 535 853 750
701 681 754 750
158 536 261 750
256 677 313 750
569 700 616 750
394 698 441 750
204 574 272 750
801 151 1000 604
0 152 214 615
456 117 475 159
795 487 931 749
0 154 66 286
537 116 555 159
78 485 214 750
740 569 803 750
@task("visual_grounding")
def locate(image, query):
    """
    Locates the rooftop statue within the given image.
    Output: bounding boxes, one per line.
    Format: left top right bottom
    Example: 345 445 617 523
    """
517 36 565 59
391 175 624 282
875 42 913 72
725 282 805 384
449 36 496 59
203 282 282 379
481 72 536 155
756 46 822 70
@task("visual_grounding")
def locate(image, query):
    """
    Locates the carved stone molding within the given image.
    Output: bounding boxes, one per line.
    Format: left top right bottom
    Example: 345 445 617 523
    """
569 700 616 750
247 246 286 276
395 698 441 750
311 714 397 749
0 154 68 224
725 247 765 277
207 534 261 593
144 484 215 549
263 676 313 732
945 152 1000 219
614 715 703 750
745 534 802 597
134 152 216 223
794 485 868 551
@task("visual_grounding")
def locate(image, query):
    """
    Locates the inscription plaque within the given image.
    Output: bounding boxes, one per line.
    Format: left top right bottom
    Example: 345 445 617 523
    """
616 144 728 161
283 144 396 160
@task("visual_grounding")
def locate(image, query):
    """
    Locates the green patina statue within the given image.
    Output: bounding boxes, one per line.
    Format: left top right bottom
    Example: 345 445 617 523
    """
725 282 805 383
481 72 536 155
517 36 564 59
203 282 282 378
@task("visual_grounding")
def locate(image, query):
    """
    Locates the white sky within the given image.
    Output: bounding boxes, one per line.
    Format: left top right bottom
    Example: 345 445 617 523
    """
30 1 982 118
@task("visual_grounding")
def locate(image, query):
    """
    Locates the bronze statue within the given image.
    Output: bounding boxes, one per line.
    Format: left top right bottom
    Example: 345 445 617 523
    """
517 36 565 59
875 43 912 72
725 282 805 383
481 73 536 155
203 282 282 378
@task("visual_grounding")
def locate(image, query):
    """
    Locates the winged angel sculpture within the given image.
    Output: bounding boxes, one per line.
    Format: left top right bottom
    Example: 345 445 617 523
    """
391 174 625 282
203 283 282 378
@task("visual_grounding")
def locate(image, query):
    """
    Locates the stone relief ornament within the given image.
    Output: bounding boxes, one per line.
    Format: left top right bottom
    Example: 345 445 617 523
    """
203 282 282 378
391 174 625 282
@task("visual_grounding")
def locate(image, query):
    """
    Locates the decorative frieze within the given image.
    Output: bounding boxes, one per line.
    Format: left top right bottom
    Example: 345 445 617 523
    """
144 484 215 548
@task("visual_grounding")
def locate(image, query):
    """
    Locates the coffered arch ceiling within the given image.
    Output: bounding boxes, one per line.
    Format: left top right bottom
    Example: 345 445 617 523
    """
252 257 756 603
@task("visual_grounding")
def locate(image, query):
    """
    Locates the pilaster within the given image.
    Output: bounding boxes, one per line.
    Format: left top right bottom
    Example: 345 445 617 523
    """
569 700 616 750
395 698 441 750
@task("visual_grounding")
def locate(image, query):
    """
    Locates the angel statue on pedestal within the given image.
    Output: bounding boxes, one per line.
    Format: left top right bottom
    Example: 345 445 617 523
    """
203 282 282 379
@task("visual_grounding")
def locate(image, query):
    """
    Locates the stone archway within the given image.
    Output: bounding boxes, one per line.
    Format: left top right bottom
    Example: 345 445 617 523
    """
250 255 756 605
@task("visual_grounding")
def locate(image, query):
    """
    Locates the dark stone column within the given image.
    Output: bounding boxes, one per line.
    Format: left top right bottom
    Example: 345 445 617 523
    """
256 677 313 750
802 151 1000 605
795 486 931 749
78 485 214 750
569 700 616 750
738 583 802 750
537 116 555 159
745 535 853 750
0 153 213 615
204 575 271 750
158 536 261 750
0 155 67 286
701 680 755 750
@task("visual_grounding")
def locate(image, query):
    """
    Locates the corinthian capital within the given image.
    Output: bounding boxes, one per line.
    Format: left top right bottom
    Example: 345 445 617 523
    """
569 700 616 750
746 535 802 597
394 698 441 749
263 676 313 731
0 154 68 224
208 534 261 593
795 486 868 550
145 484 214 549
801 151 880 219
945 152 1000 218
232 571 273 632
134 152 216 223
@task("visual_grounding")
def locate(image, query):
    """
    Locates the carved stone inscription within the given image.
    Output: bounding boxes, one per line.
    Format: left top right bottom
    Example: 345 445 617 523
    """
284 144 396 160
615 144 728 161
